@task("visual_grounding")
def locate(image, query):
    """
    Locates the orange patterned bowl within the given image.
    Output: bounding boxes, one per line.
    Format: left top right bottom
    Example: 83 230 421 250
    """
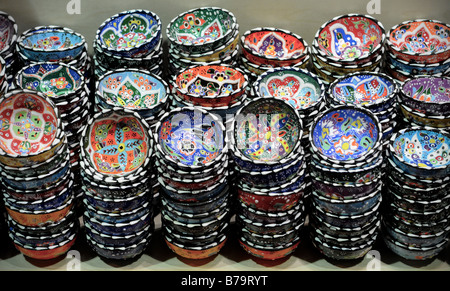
164 233 227 260
239 236 301 260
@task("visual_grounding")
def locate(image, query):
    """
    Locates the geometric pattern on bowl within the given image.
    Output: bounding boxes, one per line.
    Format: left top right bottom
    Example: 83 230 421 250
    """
310 105 381 162
156 107 226 167
0 91 60 156
390 127 450 171
16 62 84 98
329 72 397 108
96 9 161 57
387 19 450 64
81 109 152 177
0 11 18 55
96 68 168 111
166 7 237 50
254 67 324 111
314 14 385 63
233 97 302 163
175 64 247 98
241 27 308 67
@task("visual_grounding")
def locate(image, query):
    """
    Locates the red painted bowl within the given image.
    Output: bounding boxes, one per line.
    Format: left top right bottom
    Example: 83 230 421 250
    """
239 236 301 260
11 233 77 260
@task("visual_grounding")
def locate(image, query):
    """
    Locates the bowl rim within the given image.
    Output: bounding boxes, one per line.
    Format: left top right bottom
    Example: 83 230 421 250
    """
231 96 303 165
386 19 450 58
313 13 386 64
15 61 86 99
95 9 162 54
0 11 18 55
308 104 383 164
388 126 450 172
166 6 238 49
17 25 85 55
240 27 309 62
95 67 170 112
0 89 63 159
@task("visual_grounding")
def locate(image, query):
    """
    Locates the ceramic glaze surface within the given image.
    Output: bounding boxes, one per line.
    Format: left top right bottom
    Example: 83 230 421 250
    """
235 98 301 162
98 71 167 109
316 15 384 61
168 8 234 46
21 30 83 51
243 29 306 60
0 92 59 156
158 109 225 167
392 129 450 169
389 20 449 56
312 107 379 161
331 73 395 106
402 77 450 104
256 69 322 110
176 65 245 97
17 63 83 98
0 13 15 52
99 11 160 51
85 112 150 176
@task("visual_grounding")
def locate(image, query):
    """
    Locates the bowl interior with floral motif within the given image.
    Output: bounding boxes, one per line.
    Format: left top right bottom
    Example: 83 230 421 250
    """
174 64 247 98
387 19 450 63
96 69 168 111
156 107 226 168
16 63 84 99
81 109 152 178
254 68 324 111
0 91 60 157
233 97 302 163
390 128 450 171
310 106 381 162
314 14 385 62
329 72 397 107
166 7 237 50
96 10 161 56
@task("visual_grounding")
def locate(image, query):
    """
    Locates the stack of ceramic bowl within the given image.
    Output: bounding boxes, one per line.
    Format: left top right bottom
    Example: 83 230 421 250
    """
385 19 450 82
93 9 163 80
308 105 384 260
95 68 170 129
166 7 240 79
153 107 231 260
0 11 18 90
169 64 249 125
327 72 400 147
79 107 155 260
0 89 78 260
397 76 450 130
239 27 310 84
383 126 450 260
310 14 386 86
229 96 308 260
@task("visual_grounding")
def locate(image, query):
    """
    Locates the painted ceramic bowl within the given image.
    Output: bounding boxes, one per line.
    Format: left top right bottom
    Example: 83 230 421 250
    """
399 102 450 129
96 68 169 117
239 235 301 260
172 64 248 108
309 105 382 164
232 96 302 166
154 106 227 169
166 7 238 54
164 220 228 247
95 9 162 58
86 231 151 260
399 76 450 116
162 199 229 226
386 19 450 64
241 51 310 76
385 210 449 235
83 188 150 214
239 219 303 247
15 62 85 100
386 175 448 202
328 72 398 112
84 209 152 236
17 26 85 62
387 50 450 76
383 231 448 261
5 195 73 227
164 232 227 260
252 67 325 114
388 199 450 225
80 108 153 181
241 27 308 67
158 166 228 191
388 127 450 178
0 89 64 168
0 11 18 56
313 14 385 64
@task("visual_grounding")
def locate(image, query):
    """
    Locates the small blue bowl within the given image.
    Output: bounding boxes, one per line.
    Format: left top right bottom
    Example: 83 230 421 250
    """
83 188 151 213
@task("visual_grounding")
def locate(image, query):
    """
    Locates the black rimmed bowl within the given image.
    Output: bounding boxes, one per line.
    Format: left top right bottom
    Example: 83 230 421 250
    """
83 189 151 214
0 11 18 56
